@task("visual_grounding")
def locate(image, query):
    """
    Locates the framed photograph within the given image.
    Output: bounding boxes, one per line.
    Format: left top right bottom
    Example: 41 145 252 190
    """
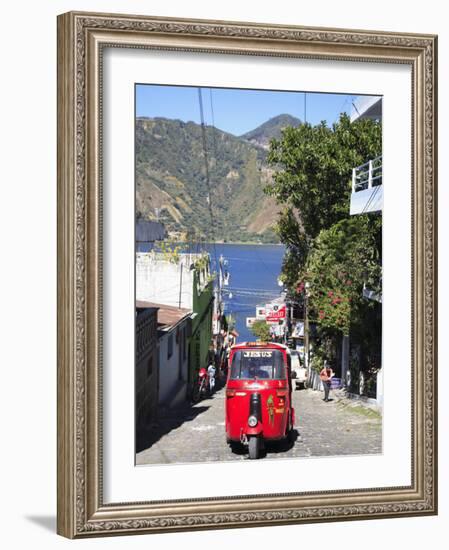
57 11 437 538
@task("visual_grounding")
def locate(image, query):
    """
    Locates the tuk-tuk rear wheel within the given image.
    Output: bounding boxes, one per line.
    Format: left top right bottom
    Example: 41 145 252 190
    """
286 414 295 443
248 436 261 459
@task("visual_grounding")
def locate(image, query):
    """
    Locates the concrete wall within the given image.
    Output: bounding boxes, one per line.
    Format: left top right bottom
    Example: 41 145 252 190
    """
135 308 159 448
136 252 215 385
136 253 195 309
136 252 213 310
158 321 189 407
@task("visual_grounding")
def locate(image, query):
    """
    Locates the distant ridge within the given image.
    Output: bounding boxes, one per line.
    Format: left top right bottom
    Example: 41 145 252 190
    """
240 114 302 149
135 114 302 243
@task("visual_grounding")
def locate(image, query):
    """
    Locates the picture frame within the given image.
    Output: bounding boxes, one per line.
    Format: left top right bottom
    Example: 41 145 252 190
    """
57 11 437 538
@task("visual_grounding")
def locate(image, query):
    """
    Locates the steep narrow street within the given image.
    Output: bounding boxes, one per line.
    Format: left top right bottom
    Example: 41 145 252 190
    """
136 386 382 465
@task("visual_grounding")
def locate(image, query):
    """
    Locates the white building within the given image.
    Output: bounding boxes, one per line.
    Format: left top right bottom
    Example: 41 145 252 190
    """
136 252 210 309
350 96 382 123
136 251 215 388
137 300 192 408
349 96 383 216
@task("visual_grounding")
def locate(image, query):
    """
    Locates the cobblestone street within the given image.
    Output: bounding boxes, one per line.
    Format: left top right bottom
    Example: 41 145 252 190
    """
136 384 382 465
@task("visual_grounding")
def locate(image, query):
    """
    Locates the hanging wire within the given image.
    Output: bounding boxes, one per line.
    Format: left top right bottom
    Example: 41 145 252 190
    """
197 87 218 270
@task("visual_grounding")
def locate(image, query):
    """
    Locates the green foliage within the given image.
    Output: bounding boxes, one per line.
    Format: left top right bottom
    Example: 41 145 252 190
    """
250 320 272 342
309 344 327 373
193 252 210 272
157 241 187 263
264 113 382 339
265 113 381 246
304 215 381 335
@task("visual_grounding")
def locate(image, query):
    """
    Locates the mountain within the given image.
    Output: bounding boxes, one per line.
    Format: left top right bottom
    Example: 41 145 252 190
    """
240 114 302 150
136 116 300 243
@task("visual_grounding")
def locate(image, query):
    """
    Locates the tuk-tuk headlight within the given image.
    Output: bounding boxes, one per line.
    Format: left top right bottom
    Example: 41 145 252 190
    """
248 415 258 427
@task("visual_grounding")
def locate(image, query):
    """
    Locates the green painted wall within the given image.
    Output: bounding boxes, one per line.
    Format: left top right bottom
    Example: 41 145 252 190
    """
188 268 214 384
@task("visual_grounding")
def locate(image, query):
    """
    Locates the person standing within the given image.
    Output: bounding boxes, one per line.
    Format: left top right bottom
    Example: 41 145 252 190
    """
207 362 216 393
320 361 334 402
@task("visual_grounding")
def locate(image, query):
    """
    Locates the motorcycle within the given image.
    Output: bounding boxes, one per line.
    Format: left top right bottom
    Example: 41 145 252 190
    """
191 367 210 403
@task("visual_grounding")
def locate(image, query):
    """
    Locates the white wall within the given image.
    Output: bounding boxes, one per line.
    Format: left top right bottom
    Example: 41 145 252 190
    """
136 253 195 309
158 327 188 405
1 1 446 549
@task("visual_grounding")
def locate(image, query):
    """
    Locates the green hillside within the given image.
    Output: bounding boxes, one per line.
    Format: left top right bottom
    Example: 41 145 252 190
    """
136 116 283 243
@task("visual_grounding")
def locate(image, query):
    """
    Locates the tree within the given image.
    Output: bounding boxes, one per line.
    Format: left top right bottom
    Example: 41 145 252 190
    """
264 113 381 287
250 320 271 342
303 214 382 335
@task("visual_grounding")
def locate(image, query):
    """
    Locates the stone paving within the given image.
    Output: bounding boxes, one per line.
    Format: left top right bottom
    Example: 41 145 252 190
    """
136 383 382 465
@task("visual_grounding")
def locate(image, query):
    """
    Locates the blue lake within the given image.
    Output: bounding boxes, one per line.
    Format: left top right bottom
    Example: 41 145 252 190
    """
137 242 285 342
206 243 285 342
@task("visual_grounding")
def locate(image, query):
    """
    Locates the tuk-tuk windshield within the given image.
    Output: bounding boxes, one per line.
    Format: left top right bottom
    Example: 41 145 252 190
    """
230 349 286 380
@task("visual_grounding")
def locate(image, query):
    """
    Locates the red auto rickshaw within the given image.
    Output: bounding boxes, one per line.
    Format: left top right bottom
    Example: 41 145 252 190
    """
225 342 295 459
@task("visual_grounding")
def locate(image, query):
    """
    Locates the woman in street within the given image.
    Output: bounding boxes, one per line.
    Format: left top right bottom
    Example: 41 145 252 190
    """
319 361 334 402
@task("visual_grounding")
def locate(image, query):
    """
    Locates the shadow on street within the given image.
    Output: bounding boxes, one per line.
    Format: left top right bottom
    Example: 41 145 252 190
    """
137 403 210 453
228 429 300 458
137 378 228 453
263 429 299 456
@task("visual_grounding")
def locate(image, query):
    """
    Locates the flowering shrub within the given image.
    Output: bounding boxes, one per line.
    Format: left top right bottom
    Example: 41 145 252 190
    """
299 215 381 335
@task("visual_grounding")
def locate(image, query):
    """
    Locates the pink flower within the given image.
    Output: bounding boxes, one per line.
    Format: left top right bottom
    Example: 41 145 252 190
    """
328 291 333 297
319 310 325 319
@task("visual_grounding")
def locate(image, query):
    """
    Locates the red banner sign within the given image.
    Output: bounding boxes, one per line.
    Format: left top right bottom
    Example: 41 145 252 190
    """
265 303 286 322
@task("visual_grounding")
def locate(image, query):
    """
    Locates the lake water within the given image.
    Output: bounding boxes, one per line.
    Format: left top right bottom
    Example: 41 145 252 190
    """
137 242 285 342
206 243 285 342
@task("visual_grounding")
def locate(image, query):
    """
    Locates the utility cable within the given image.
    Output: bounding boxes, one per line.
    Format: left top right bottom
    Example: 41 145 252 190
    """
198 87 219 270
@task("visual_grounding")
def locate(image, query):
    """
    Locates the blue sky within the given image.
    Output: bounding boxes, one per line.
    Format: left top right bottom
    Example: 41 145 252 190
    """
135 84 372 136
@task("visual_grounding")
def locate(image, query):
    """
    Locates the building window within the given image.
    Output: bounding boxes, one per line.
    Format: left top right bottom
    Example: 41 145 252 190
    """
167 334 173 359
147 355 153 377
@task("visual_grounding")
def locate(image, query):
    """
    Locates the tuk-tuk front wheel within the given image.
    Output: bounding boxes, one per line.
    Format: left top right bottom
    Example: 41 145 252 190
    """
248 436 262 459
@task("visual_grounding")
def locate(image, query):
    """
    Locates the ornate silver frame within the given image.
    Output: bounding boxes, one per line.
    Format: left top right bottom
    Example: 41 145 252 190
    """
57 11 438 538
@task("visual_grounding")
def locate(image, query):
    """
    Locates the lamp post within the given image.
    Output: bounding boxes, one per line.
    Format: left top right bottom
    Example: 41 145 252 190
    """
304 282 311 378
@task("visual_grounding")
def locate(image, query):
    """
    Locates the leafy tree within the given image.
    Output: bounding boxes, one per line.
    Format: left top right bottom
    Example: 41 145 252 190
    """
250 320 271 342
303 215 381 335
265 113 381 287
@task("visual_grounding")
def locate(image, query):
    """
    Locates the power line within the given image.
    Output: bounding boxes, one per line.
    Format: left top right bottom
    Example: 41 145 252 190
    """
304 92 307 123
218 256 281 264
351 99 361 117
197 88 219 271
338 96 351 118
206 88 220 273
225 290 279 297
209 88 218 155
253 245 281 277
229 286 277 294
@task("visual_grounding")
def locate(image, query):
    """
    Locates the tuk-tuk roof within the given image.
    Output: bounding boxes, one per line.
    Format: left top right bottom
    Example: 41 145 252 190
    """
231 341 290 353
